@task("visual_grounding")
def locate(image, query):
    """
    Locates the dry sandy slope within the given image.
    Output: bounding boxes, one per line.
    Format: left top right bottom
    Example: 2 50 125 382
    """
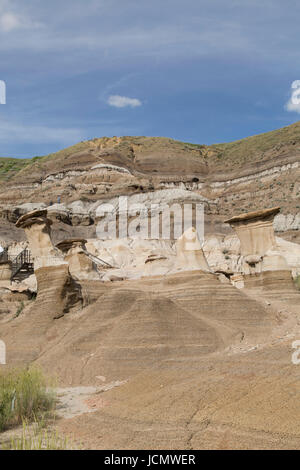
1 269 299 449
1 271 275 382
56 338 300 450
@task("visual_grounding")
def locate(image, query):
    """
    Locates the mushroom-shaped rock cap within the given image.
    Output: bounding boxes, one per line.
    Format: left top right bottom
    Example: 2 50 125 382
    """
224 207 280 225
56 238 87 253
15 209 52 228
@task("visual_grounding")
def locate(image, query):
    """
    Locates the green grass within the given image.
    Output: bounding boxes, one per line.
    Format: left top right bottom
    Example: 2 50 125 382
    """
210 121 300 166
2 420 69 450
0 157 30 181
1 120 300 182
14 301 25 318
0 141 90 181
0 367 56 432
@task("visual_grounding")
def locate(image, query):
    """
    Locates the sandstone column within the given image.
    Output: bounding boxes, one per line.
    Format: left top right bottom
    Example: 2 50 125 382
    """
15 209 66 269
224 207 280 257
16 210 82 318
56 238 100 280
175 226 210 272
225 207 296 292
0 260 12 287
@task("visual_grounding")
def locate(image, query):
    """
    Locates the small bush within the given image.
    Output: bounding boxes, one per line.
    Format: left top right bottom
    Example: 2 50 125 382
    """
14 301 25 318
0 368 55 432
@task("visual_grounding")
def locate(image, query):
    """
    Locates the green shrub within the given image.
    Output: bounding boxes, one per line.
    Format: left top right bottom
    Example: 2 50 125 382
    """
14 301 25 318
0 368 56 432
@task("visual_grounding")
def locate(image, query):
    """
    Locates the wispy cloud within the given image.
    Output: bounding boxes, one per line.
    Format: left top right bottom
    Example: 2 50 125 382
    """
107 95 142 108
0 12 20 32
0 2 43 34
285 80 300 114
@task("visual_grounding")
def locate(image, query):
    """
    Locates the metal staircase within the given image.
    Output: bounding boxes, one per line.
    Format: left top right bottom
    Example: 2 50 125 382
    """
11 249 34 281
0 248 34 281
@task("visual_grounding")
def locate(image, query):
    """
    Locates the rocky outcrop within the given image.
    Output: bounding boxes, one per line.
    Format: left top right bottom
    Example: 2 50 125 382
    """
0 126 299 244
224 207 281 257
174 227 210 272
224 207 288 275
15 209 66 269
0 270 276 382
34 264 83 319
276 237 300 277
15 210 83 318
224 207 299 296
0 260 12 287
56 238 101 281
274 212 300 232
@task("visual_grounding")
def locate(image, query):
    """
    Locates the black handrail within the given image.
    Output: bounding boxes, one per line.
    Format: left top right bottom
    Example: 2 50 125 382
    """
0 248 33 280
8 249 32 278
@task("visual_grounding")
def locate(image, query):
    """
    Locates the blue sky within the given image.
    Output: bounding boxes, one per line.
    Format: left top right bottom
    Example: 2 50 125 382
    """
1 0 300 157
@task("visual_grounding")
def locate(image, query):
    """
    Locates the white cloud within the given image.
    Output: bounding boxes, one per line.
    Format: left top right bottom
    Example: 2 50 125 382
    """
107 95 142 108
0 12 20 32
0 7 43 34
285 80 300 114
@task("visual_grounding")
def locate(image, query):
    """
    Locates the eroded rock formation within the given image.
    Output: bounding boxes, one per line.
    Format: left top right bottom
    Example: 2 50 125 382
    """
225 207 298 294
174 227 210 272
15 210 82 318
0 260 12 287
15 209 66 269
56 238 101 281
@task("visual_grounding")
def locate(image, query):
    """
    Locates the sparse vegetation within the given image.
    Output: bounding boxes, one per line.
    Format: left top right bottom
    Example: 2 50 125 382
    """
1 421 69 450
0 368 56 432
294 275 300 290
14 301 25 318
210 121 300 168
0 157 30 181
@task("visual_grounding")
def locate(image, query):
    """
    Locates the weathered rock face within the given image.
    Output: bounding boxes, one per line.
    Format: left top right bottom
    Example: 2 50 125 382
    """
82 227 210 281
56 238 100 281
0 270 276 382
224 207 292 277
274 212 300 232
0 124 299 245
174 227 210 272
224 207 280 257
222 207 300 298
15 210 66 269
35 264 83 319
11 205 300 290
0 261 12 287
14 210 83 318
202 233 300 279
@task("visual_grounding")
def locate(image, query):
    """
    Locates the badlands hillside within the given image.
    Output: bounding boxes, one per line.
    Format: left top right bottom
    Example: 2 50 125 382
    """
0 121 300 244
0 123 300 450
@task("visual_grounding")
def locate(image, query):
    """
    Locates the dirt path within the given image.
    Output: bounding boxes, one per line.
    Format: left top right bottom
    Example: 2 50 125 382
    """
55 381 127 419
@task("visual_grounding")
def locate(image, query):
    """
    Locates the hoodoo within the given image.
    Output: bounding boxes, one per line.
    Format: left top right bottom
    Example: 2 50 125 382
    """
225 207 297 296
15 210 82 318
